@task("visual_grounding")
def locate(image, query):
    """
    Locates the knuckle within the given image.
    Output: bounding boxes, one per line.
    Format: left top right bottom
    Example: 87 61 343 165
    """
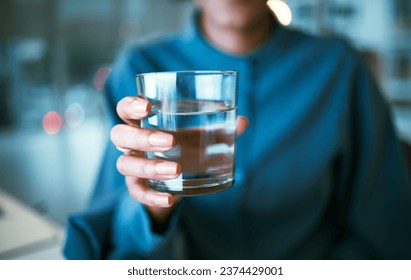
117 96 134 115
134 128 150 148
129 183 150 204
141 161 153 177
117 154 154 178
124 96 135 105
122 96 135 108
125 177 157 206
141 188 154 205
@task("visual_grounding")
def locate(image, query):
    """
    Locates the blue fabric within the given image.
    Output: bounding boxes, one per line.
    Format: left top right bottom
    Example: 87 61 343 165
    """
63 15 411 259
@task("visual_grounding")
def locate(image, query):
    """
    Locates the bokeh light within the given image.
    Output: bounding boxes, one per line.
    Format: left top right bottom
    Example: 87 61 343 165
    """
267 0 293 26
42 111 63 135
64 103 85 129
93 66 112 91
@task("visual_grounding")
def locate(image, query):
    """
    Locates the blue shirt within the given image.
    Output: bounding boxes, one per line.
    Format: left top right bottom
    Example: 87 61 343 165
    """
64 14 411 259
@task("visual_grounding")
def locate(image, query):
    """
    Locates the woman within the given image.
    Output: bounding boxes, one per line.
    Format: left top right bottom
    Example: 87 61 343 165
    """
64 0 411 259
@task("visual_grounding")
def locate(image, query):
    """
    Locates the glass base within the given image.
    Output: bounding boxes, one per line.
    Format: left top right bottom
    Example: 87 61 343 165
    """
148 177 234 196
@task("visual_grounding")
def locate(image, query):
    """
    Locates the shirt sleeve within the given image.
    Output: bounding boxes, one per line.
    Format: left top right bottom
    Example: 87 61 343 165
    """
330 48 411 259
107 192 182 259
64 46 185 259
64 186 183 259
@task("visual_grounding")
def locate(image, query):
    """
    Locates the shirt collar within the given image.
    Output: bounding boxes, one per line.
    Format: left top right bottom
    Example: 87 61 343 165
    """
181 10 286 61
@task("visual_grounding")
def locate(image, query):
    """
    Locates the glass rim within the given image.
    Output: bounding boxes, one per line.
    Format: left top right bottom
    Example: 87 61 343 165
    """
136 70 237 78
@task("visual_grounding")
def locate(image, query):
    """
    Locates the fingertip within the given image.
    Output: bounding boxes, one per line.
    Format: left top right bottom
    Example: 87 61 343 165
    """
154 193 173 207
238 116 249 126
117 96 150 120
168 194 176 205
130 99 149 118
175 163 182 176
237 116 249 136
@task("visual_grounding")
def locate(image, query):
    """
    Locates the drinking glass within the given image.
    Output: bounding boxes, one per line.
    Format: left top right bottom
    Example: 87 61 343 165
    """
137 70 238 195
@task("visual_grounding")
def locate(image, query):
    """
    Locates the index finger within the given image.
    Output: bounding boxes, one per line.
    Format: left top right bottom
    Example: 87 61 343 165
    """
116 96 151 125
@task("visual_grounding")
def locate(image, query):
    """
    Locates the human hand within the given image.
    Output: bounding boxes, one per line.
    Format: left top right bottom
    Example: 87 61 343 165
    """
110 96 248 223
110 96 179 222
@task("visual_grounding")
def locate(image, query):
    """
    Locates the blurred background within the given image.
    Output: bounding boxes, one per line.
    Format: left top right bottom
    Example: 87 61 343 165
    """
0 0 410 258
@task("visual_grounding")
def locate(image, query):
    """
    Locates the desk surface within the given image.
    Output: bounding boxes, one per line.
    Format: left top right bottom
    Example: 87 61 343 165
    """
0 190 63 259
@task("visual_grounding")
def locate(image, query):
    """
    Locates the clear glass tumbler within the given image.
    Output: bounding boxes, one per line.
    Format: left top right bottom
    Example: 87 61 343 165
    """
137 70 238 196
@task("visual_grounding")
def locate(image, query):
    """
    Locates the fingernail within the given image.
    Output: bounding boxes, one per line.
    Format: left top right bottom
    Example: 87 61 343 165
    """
155 162 179 175
132 99 148 114
149 133 173 147
154 194 171 206
115 146 131 154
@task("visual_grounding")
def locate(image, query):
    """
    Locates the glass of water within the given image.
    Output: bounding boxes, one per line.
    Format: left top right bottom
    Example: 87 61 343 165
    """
137 70 238 196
